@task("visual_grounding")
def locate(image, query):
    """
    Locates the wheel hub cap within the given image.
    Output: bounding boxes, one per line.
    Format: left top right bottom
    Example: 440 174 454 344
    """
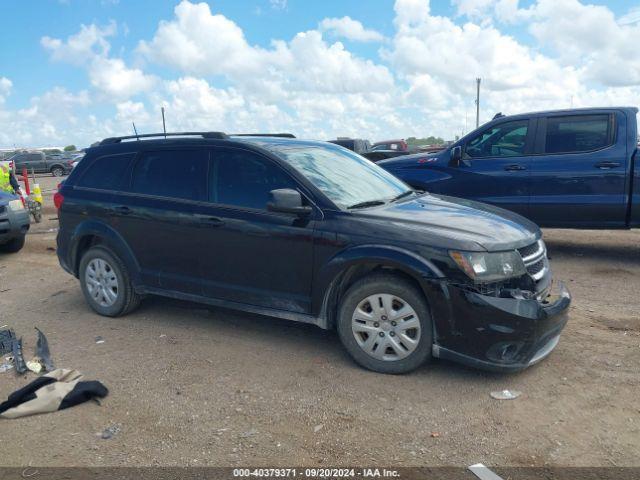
351 293 421 361
85 258 119 308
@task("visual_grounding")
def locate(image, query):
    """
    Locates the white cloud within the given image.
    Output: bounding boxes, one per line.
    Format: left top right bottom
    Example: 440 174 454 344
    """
270 0 287 10
619 6 640 26
42 21 156 98
0 77 12 104
41 22 115 65
319 16 385 42
89 57 157 98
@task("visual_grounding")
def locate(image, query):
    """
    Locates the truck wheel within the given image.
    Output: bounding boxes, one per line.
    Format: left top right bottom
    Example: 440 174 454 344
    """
51 166 65 177
0 235 26 253
79 246 140 317
337 273 432 374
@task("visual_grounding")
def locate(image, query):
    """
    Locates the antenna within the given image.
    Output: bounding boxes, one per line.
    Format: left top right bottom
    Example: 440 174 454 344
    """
161 107 167 139
132 122 140 141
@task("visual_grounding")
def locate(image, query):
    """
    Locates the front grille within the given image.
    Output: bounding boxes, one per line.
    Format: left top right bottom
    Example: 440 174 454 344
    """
517 242 539 259
527 258 545 276
518 240 548 281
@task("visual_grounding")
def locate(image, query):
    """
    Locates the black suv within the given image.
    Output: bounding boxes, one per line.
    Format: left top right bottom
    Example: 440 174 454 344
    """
56 132 570 374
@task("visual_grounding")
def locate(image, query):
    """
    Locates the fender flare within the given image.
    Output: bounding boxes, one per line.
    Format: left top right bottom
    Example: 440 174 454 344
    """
312 244 444 324
68 220 141 285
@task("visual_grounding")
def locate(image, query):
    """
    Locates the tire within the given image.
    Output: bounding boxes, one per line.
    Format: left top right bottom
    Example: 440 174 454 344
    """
337 273 432 374
79 246 140 317
51 166 65 177
0 235 25 253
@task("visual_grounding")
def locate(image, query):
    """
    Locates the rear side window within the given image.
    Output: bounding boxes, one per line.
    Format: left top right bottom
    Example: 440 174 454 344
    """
131 150 208 201
545 115 613 154
76 153 135 190
210 150 296 210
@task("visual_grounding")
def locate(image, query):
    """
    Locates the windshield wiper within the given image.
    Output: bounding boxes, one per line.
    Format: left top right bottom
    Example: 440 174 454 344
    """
347 200 386 209
390 190 415 202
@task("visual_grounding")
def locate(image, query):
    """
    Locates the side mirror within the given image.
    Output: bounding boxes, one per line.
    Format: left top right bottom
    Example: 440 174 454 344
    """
267 189 312 216
449 146 463 167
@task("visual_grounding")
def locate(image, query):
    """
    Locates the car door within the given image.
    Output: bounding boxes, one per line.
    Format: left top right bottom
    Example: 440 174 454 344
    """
193 147 316 314
112 148 209 295
428 118 535 218
528 112 627 227
29 153 47 173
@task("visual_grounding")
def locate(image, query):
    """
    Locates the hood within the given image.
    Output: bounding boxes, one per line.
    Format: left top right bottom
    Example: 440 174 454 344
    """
378 151 442 169
354 193 540 252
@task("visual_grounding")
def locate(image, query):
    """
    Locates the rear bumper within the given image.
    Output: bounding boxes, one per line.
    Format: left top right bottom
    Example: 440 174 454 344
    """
0 205 30 244
431 281 571 372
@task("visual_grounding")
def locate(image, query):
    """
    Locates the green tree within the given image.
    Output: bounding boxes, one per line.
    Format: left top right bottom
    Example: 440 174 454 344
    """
63 145 77 152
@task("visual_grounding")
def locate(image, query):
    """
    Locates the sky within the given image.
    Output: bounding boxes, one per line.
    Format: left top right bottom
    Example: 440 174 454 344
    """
0 0 639 148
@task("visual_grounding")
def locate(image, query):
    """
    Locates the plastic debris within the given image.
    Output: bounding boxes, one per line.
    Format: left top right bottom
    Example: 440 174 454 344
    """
313 424 324 433
26 358 44 374
468 463 504 480
490 389 521 400
35 327 54 372
0 363 14 373
430 432 441 438
95 336 105 344
11 337 27 374
0 328 16 356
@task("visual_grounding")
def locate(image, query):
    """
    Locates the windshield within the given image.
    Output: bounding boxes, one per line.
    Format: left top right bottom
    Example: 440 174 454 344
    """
276 144 410 209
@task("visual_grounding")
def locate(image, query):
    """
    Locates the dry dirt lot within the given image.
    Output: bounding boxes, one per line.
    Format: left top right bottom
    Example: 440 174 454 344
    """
0 175 638 468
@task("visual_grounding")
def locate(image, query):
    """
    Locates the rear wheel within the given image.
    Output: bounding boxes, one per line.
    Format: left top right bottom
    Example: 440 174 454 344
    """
79 246 140 317
337 273 432 374
0 235 25 253
51 166 65 177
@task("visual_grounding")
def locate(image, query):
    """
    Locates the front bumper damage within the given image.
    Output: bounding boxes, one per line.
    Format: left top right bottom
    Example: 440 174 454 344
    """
430 280 571 372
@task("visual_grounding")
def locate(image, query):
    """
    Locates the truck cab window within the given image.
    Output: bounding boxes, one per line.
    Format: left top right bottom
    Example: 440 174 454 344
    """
466 121 528 158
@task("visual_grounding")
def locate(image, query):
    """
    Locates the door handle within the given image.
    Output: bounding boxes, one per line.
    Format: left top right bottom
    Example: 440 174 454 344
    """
197 216 225 227
595 161 621 169
114 206 131 215
504 164 526 171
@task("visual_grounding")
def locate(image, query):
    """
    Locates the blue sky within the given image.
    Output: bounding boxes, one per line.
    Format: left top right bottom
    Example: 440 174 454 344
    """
0 0 639 148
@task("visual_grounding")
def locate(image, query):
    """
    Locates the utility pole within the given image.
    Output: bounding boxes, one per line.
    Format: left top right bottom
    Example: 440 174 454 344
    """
475 78 481 128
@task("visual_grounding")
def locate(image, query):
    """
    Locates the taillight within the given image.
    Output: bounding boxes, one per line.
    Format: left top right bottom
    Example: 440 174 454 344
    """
53 187 64 209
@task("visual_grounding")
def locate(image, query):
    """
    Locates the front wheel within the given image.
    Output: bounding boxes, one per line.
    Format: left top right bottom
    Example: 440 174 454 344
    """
79 246 140 317
0 235 25 253
337 273 432 374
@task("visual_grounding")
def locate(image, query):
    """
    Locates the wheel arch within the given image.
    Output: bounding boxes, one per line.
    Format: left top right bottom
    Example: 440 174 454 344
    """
69 221 141 285
313 245 443 330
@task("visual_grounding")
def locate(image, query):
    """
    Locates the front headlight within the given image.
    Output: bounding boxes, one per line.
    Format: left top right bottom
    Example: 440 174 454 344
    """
8 199 24 211
449 250 526 282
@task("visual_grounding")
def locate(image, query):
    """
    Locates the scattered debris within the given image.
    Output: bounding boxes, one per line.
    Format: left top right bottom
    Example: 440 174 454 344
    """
0 369 108 419
11 337 27 374
0 328 16 355
35 327 54 372
26 358 43 374
95 336 105 344
468 463 504 480
101 424 121 439
490 389 521 400
0 362 14 373
430 432 441 438
313 424 324 433
240 429 257 438
46 247 55 251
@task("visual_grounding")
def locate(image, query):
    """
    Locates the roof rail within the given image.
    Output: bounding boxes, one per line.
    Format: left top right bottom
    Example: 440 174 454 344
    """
99 131 229 145
232 133 296 138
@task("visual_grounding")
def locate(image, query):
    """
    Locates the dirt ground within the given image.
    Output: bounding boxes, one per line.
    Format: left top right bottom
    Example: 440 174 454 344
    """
0 175 638 468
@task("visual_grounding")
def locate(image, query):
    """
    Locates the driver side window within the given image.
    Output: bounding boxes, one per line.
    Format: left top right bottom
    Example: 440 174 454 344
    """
465 120 529 158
